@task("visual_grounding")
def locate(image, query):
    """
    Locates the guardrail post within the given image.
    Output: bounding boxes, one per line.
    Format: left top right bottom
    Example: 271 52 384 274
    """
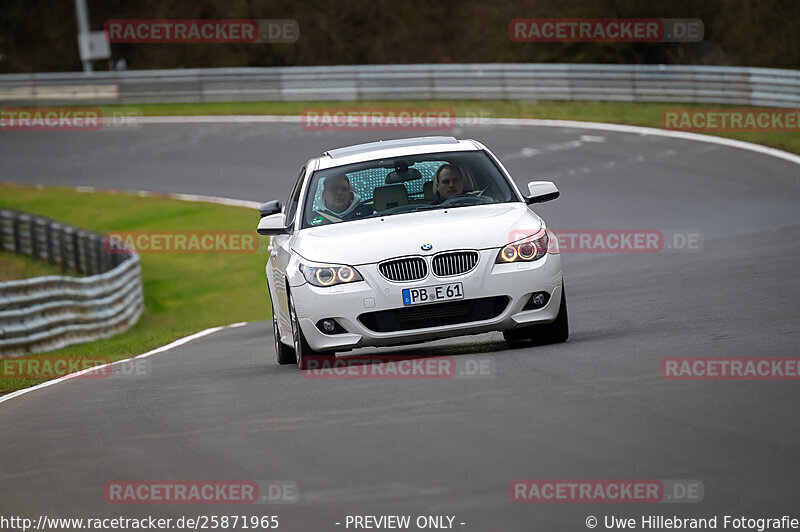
33 218 47 262
99 234 111 272
52 223 65 271
90 233 102 274
0 210 18 253
45 221 55 264
63 226 76 272
18 213 32 257
72 228 83 274
0 209 138 276
14 212 21 254
86 233 95 274
31 217 39 259
78 230 90 274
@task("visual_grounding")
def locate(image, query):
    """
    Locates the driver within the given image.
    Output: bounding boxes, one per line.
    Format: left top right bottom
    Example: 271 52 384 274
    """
311 174 372 225
433 164 465 204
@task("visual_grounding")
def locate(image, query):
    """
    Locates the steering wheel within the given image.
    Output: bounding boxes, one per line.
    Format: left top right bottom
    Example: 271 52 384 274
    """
438 194 493 207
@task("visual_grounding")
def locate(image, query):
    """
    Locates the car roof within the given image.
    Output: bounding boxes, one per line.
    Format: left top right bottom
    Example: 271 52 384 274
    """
315 137 483 170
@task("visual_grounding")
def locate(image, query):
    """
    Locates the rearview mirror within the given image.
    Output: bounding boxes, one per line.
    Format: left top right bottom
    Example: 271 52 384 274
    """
525 181 560 204
258 200 283 218
386 167 423 184
257 213 290 235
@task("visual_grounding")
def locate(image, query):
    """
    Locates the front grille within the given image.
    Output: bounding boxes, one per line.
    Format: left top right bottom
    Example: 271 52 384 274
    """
359 296 510 333
379 256 427 282
432 251 479 277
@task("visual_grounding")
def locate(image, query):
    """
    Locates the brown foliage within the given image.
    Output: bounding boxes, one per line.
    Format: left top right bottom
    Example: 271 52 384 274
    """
1 0 797 73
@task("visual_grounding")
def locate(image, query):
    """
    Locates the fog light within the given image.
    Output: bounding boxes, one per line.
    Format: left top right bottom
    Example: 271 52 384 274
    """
316 318 347 334
523 291 551 310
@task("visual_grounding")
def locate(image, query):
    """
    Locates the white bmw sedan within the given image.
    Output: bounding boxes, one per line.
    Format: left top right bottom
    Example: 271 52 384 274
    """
258 136 568 369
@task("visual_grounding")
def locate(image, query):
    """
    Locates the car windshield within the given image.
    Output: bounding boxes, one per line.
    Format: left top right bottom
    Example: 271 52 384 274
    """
300 150 519 228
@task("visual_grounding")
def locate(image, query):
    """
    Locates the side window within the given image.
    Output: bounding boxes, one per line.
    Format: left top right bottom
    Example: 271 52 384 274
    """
284 167 305 227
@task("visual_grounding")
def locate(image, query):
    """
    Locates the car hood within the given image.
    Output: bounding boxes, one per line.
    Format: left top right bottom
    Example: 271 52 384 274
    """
292 203 543 265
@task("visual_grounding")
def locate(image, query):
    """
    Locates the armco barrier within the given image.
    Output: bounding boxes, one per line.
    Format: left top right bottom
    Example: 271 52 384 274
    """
0 209 143 357
0 64 798 108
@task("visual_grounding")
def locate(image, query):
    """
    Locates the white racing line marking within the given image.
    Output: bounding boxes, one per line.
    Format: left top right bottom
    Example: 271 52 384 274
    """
478 118 800 167
2 115 798 405
0 322 249 406
69 186 262 210
502 134 606 159
165 193 260 209
132 115 800 167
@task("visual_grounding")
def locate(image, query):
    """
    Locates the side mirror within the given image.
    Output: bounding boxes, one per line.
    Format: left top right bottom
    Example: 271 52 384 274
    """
258 200 283 218
525 181 560 204
257 213 290 235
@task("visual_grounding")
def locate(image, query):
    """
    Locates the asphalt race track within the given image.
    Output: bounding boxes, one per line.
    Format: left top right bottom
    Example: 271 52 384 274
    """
1 121 799 530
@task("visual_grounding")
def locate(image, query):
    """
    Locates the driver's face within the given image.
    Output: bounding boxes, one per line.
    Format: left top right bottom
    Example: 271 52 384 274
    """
322 178 353 213
436 168 464 199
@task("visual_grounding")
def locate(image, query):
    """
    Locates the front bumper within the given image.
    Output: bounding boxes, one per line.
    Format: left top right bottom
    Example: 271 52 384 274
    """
291 249 563 352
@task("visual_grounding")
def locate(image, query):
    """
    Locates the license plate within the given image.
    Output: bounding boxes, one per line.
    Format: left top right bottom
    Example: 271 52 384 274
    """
402 282 464 306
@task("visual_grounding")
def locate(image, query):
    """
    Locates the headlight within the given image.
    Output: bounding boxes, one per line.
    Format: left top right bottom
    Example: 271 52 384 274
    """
496 231 549 263
299 262 364 287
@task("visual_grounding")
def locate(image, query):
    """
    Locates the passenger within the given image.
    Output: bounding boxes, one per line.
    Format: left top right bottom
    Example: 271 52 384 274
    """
433 164 465 204
311 174 372 225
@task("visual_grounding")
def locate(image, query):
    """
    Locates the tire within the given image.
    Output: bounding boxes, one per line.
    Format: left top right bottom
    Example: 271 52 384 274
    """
272 305 297 365
288 292 333 370
530 284 569 346
504 283 569 348
503 327 531 349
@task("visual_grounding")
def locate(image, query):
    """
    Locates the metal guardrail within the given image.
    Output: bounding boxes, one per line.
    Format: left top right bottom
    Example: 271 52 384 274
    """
0 209 144 357
0 64 798 108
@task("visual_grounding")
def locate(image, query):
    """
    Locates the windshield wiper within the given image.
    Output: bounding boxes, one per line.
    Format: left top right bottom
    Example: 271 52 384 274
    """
409 205 440 213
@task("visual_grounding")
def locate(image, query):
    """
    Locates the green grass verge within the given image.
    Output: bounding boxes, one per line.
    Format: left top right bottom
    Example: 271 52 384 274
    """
0 185 269 393
99 100 800 156
0 252 76 282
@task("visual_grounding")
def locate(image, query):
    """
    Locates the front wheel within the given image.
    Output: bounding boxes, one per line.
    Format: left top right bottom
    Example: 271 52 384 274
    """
273 307 297 365
504 284 569 348
530 284 569 346
288 292 333 370
502 327 531 348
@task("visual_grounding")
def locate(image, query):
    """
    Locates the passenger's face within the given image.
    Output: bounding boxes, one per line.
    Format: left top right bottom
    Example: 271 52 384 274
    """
322 178 352 213
436 168 464 199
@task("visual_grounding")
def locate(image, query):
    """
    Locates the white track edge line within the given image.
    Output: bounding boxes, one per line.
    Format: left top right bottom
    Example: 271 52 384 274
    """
0 323 246 406
133 114 800 167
